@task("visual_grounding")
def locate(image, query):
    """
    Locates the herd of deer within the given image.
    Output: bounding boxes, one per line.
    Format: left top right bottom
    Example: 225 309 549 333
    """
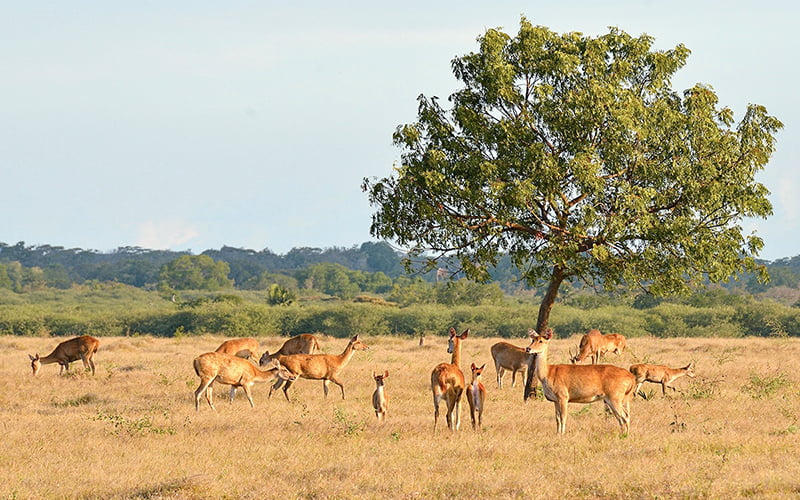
27 327 696 435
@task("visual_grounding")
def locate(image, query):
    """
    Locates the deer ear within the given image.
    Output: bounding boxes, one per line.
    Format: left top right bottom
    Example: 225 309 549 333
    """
479 363 486 371
384 370 389 378
449 327 456 335
461 329 469 339
545 330 553 340
29 354 35 361
471 363 477 370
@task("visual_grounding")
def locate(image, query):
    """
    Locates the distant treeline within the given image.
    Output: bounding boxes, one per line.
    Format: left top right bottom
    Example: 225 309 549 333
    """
2 240 800 299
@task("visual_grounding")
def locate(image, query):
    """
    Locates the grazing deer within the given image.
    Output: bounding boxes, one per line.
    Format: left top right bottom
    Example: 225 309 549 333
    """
430 327 469 433
629 362 696 397
526 329 635 434
269 335 369 401
490 328 538 388
193 352 295 411
570 330 626 364
259 333 321 366
372 370 389 421
29 336 100 376
215 337 260 361
466 363 487 431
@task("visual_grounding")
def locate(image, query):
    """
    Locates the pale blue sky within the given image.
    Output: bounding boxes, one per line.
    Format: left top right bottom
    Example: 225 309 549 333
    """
2 1 797 260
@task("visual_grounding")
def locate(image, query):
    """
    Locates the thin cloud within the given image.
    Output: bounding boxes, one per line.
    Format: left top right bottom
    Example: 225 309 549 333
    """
136 220 200 251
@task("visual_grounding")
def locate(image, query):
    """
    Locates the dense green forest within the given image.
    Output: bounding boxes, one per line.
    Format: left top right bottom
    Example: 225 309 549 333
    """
2 240 800 338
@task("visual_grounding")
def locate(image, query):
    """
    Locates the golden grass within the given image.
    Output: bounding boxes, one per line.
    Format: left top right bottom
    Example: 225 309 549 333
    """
1 334 799 499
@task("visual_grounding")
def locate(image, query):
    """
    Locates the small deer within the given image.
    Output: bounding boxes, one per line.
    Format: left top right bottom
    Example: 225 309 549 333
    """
269 335 369 401
215 337 260 361
29 336 100 376
259 333 321 366
466 363 487 431
526 329 635 434
629 362 696 398
193 352 296 411
431 327 469 433
371 370 389 422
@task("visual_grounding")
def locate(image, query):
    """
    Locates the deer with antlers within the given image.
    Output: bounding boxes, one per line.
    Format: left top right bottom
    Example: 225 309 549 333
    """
466 363 487 431
430 327 469 433
371 370 389 422
29 336 100 376
629 362 696 398
526 329 635 434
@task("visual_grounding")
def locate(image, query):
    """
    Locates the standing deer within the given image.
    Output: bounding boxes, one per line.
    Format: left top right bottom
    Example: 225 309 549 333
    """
629 362 696 397
215 337 260 361
526 329 635 434
570 330 626 364
193 352 295 411
259 333 321 366
29 336 100 376
269 335 369 401
430 327 469 433
371 370 389 421
490 328 538 388
466 363 487 431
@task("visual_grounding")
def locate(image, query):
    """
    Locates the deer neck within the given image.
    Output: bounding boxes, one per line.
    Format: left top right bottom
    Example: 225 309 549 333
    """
533 344 551 381
450 340 462 368
39 354 60 365
335 341 356 367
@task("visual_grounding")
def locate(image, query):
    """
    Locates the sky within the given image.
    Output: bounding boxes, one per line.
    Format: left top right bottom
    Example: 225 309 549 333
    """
2 1 798 261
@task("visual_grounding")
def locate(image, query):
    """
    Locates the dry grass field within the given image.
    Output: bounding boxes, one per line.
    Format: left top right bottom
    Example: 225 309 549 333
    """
1 333 799 499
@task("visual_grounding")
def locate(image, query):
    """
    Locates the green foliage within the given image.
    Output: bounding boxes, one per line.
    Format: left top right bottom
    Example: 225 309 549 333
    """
93 410 176 437
159 255 232 291
364 17 782 333
332 407 366 437
267 284 295 305
742 371 791 399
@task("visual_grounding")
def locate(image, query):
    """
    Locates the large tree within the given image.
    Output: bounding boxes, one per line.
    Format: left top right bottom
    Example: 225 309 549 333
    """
363 18 782 333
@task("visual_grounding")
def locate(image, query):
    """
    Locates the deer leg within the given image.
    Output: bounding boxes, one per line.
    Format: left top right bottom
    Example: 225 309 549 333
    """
496 367 504 388
555 399 568 434
242 385 255 408
281 379 294 402
329 376 346 399
269 378 283 399
322 380 330 398
229 386 237 403
511 369 517 388
88 354 96 375
432 391 442 434
195 379 213 411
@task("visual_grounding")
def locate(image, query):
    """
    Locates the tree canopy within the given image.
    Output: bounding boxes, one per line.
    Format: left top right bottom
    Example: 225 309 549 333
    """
363 17 783 332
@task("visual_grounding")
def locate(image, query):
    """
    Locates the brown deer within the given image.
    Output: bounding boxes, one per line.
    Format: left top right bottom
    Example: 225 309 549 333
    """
269 335 369 401
193 353 295 411
629 362 696 397
526 329 635 434
29 336 100 376
259 333 321 366
570 330 626 364
430 327 469 433
215 337 260 361
490 328 538 388
371 370 389 421
466 363 487 431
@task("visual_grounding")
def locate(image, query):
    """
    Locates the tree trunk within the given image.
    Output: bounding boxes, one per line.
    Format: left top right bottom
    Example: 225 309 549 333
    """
523 265 565 401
